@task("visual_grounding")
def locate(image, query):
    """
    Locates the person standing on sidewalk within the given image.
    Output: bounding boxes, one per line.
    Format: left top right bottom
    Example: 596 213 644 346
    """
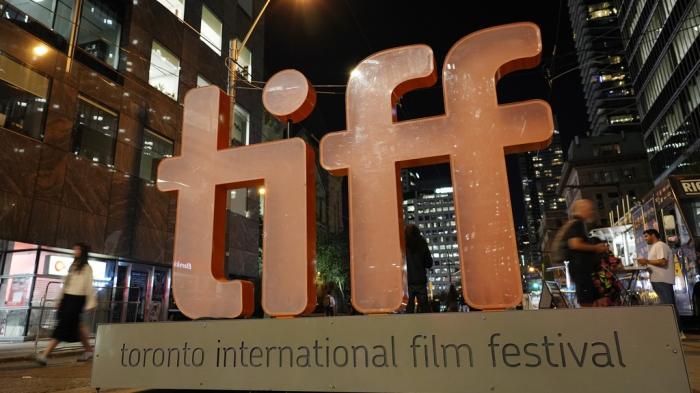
405 224 433 313
35 243 97 365
638 229 684 338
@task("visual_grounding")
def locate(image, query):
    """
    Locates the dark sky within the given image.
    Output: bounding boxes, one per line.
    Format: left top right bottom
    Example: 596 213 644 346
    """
264 0 589 226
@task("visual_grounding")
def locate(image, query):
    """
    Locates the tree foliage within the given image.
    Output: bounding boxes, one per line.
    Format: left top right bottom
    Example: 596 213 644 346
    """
315 231 350 294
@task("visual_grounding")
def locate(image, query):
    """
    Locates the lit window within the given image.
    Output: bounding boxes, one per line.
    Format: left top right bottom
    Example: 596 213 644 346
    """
140 129 173 182
196 75 210 87
149 41 180 100
609 114 637 125
587 2 617 20
73 97 118 165
77 0 122 69
0 54 49 140
201 6 223 55
597 72 626 83
234 39 253 82
6 0 73 39
233 104 250 146
155 0 185 19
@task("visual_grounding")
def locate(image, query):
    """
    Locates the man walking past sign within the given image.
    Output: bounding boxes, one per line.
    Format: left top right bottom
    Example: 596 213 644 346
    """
553 200 609 307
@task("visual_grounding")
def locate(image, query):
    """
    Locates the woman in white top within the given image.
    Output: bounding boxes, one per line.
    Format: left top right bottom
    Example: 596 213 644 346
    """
35 243 97 365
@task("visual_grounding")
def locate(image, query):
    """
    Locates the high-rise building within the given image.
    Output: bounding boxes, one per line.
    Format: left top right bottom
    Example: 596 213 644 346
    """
0 0 266 338
558 133 654 227
403 187 459 295
567 0 641 135
518 130 567 264
619 0 700 182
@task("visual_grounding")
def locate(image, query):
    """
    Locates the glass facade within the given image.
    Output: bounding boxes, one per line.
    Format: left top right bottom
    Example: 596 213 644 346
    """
5 0 74 40
139 129 174 182
623 0 700 180
0 241 171 339
77 0 122 69
235 39 253 82
72 96 119 165
233 104 250 145
149 41 180 100
0 54 49 139
201 5 222 55
155 0 185 20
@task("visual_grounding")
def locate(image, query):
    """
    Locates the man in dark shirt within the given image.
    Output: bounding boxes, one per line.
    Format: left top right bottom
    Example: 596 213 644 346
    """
563 199 609 306
405 224 433 313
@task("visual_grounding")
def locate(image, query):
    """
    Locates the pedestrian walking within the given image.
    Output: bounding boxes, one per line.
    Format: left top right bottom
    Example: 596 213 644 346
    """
35 243 97 365
638 228 684 338
404 224 433 313
551 199 609 307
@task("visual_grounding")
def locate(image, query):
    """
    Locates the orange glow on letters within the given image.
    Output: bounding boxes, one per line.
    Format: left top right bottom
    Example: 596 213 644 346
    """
320 22 553 313
159 23 553 318
157 87 316 318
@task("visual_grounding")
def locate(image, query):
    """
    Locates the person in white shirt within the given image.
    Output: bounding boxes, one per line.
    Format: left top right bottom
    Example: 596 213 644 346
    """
35 243 97 365
638 229 683 337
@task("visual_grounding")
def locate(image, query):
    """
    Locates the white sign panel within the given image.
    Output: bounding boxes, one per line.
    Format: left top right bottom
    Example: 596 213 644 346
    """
92 307 690 392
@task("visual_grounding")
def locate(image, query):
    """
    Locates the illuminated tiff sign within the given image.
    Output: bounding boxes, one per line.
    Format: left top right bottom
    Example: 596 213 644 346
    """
157 23 554 319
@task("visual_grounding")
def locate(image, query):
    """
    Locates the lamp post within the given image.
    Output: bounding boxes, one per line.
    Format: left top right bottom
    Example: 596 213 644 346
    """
228 0 272 140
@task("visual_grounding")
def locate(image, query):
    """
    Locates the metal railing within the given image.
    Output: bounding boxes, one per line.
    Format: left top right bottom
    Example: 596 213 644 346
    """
0 274 146 342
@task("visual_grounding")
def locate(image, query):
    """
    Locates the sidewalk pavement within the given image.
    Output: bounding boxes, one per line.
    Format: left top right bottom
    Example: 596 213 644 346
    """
0 339 93 363
1 335 700 392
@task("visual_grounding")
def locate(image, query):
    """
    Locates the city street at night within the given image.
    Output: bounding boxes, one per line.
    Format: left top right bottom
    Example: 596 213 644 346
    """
0 0 699 391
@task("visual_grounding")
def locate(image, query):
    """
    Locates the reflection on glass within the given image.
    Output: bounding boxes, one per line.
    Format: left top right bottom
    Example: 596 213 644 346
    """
149 41 180 100
200 5 222 55
234 39 253 82
155 0 185 19
73 96 119 165
140 129 173 181
6 0 74 39
77 0 122 68
0 54 49 139
196 74 210 87
233 104 250 145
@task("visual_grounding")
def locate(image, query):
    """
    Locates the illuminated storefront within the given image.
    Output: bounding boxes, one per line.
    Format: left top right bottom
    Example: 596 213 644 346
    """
0 240 172 341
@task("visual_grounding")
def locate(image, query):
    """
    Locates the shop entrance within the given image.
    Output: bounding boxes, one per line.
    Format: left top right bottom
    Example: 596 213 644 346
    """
110 263 170 323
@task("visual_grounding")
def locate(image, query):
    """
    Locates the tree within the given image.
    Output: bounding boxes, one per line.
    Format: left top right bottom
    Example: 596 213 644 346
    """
315 231 350 296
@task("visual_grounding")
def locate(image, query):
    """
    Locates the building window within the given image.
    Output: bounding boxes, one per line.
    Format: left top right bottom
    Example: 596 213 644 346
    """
196 75 210 87
139 129 173 182
233 104 250 145
609 114 637 125
234 40 253 81
587 2 617 20
73 96 118 165
149 41 180 100
0 54 49 140
155 0 184 19
239 0 253 17
201 5 222 55
77 0 122 69
6 0 73 39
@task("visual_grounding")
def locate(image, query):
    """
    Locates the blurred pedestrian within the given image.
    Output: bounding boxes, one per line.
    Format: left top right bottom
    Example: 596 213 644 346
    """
405 224 433 313
35 243 96 365
552 200 609 307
